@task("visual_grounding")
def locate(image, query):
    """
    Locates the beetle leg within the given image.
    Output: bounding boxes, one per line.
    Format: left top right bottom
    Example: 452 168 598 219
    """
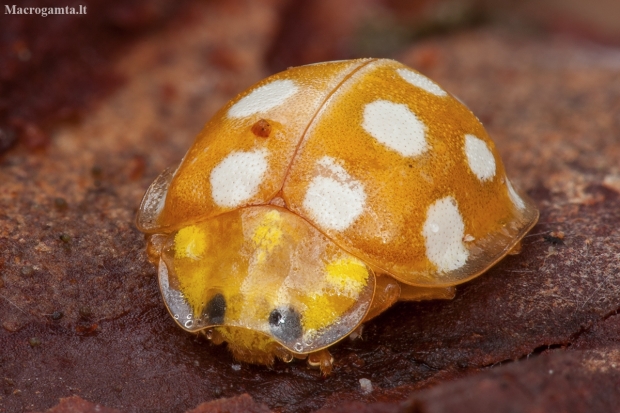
308 349 334 376
348 324 364 341
271 344 294 363
145 234 168 265
206 328 225 345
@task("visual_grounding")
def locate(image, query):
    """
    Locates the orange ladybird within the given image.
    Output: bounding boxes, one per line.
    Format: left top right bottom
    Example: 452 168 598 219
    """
136 58 539 375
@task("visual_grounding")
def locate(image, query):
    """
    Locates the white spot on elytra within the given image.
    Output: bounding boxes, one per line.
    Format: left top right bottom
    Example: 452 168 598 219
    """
362 100 428 157
397 68 447 97
464 134 496 182
422 196 469 272
228 79 298 118
303 156 366 231
210 149 268 207
506 179 525 210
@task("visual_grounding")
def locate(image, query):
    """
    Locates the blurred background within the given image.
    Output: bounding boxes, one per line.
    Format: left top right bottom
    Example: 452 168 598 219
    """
1 0 619 153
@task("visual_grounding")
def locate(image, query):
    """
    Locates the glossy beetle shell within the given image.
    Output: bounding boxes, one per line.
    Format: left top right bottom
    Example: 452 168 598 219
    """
137 58 538 372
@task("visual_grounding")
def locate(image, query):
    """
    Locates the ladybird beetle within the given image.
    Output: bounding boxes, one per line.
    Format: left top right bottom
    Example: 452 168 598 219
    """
136 58 538 375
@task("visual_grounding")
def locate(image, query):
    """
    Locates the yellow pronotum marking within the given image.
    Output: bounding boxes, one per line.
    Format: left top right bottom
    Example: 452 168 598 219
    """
325 257 368 297
302 257 369 332
175 225 208 260
173 225 213 315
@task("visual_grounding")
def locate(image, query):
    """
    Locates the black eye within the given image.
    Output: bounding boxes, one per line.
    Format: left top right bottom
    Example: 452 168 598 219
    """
268 307 303 342
204 293 226 324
